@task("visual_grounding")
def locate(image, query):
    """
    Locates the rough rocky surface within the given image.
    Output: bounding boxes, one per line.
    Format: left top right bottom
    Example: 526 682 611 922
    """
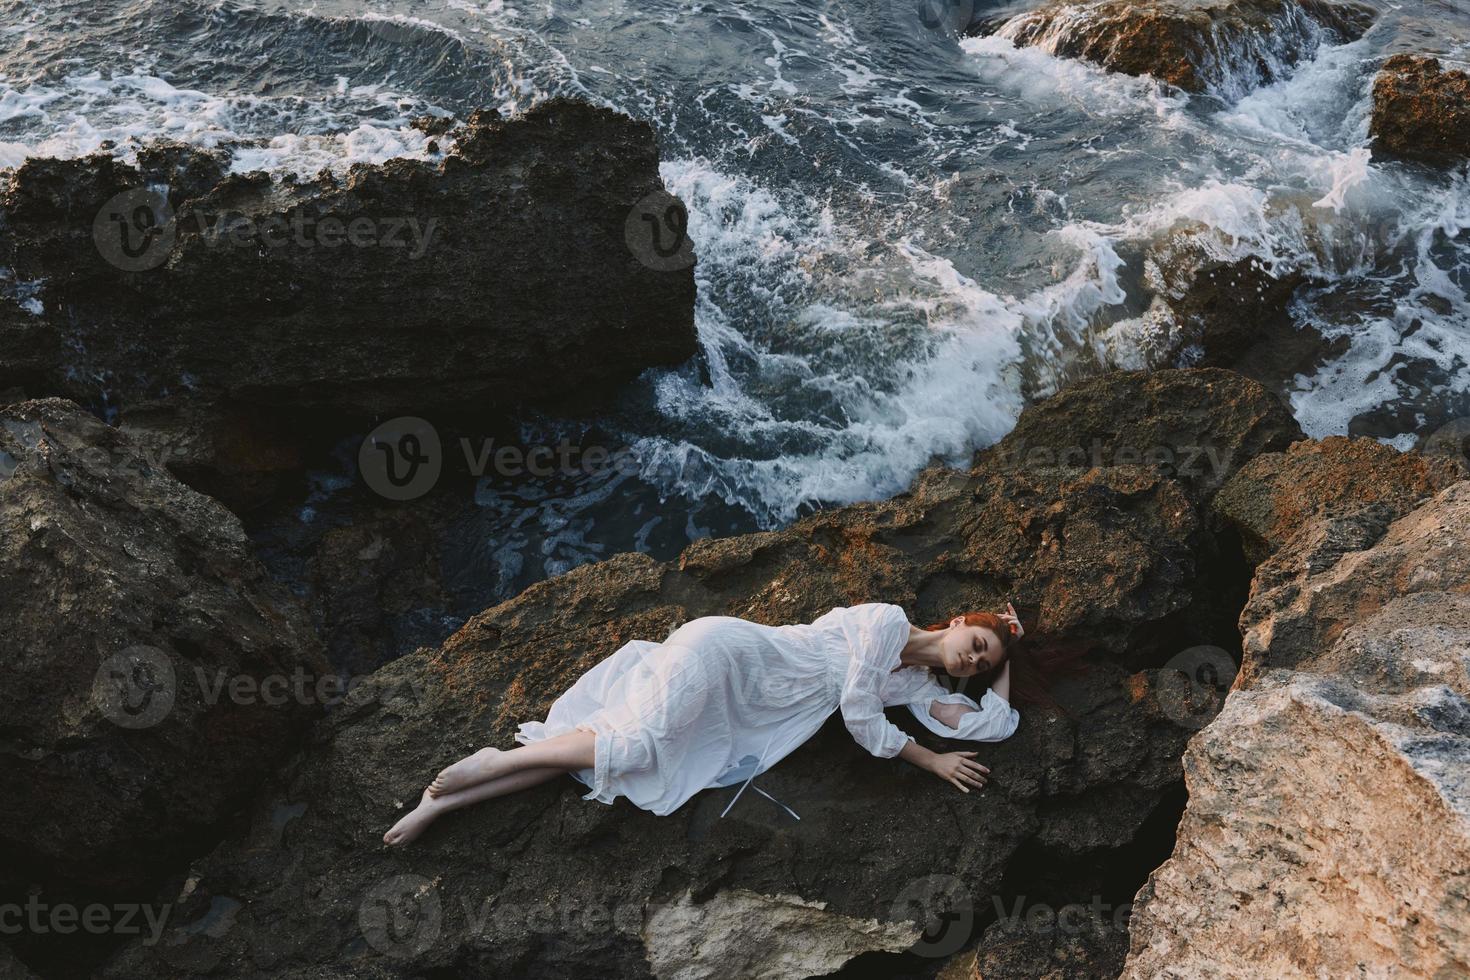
0 99 698 502
983 0 1376 96
302 505 459 679
954 920 1129 979
0 399 325 972
97 369 1284 980
1371 55 1470 166
1215 434 1468 563
983 367 1303 504
642 889 919 979
0 945 38 980
1123 481 1470 977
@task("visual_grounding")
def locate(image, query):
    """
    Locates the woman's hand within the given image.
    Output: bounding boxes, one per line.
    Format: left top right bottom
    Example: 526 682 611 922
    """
928 751 989 793
1000 601 1025 640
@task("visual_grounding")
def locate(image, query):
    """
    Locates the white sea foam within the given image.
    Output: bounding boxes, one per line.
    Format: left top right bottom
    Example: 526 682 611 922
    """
624 158 1026 523
0 70 439 173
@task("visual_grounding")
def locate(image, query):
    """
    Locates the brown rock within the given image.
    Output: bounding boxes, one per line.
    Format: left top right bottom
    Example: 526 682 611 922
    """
1215 435 1468 563
1123 482 1470 977
986 0 1376 96
970 916 1129 978
1371 55 1470 166
984 367 1302 503
98 370 1285 979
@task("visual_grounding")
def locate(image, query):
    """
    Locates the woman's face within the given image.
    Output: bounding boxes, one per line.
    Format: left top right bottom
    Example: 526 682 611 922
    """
939 620 1005 678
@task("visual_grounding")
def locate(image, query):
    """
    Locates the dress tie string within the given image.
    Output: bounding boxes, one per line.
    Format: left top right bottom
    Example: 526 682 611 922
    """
719 729 801 821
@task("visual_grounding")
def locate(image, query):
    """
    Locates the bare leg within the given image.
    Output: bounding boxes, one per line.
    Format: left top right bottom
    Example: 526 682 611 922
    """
429 730 596 797
383 767 564 846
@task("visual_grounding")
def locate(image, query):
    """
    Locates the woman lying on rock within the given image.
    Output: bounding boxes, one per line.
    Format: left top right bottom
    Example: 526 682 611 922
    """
384 602 1038 845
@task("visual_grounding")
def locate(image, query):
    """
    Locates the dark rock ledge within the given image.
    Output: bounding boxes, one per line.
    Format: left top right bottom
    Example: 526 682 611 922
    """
0 98 699 510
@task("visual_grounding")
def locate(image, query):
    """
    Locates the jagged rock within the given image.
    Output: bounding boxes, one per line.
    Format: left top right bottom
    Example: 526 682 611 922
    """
983 0 1376 97
116 399 308 512
642 889 919 979
305 508 456 678
98 370 1284 980
953 916 1129 978
0 944 38 980
0 99 697 504
0 399 325 974
1123 481 1470 977
983 367 1302 503
1237 478 1470 685
1371 55 1470 166
1215 435 1468 563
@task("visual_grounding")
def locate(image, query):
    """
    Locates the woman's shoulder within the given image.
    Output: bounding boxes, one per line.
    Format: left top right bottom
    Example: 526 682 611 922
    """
811 602 910 627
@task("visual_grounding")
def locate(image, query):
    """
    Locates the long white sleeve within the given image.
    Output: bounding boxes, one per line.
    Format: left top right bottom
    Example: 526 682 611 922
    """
837 604 915 758
903 675 1020 743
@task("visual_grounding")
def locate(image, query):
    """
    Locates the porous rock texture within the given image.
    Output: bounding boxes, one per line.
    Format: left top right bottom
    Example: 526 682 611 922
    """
1371 55 1470 166
0 99 698 507
1214 434 1468 563
982 0 1376 97
0 399 324 971
1123 481 1470 977
97 368 1295 979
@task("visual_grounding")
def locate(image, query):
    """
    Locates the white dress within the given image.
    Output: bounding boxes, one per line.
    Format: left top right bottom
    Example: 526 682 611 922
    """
514 603 1020 816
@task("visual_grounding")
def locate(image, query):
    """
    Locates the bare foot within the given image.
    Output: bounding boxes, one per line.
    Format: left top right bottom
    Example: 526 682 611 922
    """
383 789 446 847
429 746 503 797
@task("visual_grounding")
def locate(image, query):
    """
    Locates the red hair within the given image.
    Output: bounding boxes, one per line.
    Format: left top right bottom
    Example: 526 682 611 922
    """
924 611 1087 709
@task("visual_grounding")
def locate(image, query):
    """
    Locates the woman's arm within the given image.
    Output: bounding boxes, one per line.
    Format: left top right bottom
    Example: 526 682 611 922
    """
991 660 1012 704
929 699 975 729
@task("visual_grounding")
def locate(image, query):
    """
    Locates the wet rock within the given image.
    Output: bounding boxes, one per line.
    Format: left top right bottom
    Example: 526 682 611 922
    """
0 98 698 504
97 370 1281 979
1214 435 1468 563
984 0 1376 97
1124 483 1470 977
1371 55 1470 166
0 399 325 974
983 367 1302 503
